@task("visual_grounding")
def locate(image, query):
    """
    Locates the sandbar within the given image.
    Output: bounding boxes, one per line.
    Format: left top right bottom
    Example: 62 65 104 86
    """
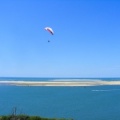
0 80 120 86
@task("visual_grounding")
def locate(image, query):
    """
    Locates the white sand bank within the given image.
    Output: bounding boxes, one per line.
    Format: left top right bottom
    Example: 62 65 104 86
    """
0 80 120 86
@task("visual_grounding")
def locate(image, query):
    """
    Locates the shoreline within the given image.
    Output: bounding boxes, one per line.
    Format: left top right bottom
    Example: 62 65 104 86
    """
0 80 120 86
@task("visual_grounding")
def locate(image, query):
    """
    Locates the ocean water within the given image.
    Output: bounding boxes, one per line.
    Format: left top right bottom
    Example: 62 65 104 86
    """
0 77 120 120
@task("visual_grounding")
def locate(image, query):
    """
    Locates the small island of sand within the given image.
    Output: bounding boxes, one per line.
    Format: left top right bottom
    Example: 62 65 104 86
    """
0 80 120 86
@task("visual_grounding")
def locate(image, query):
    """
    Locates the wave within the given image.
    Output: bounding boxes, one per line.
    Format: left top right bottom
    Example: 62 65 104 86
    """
92 89 120 92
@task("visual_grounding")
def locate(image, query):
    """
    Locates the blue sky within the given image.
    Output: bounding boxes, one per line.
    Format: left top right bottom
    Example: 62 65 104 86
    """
0 0 120 77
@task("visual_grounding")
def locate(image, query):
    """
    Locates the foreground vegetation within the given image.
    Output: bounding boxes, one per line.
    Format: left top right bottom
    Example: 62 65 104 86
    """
0 108 73 120
0 115 73 120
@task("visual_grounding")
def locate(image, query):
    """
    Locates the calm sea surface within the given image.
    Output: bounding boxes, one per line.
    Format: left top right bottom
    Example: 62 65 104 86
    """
0 77 120 120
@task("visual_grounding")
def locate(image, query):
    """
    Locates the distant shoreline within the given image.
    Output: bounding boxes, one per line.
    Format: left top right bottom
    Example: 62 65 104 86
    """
0 80 120 86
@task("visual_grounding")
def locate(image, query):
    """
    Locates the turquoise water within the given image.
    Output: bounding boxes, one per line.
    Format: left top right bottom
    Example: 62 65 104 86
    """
0 77 120 81
0 77 120 120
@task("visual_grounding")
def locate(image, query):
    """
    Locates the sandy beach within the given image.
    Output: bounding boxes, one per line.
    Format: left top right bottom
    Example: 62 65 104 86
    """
0 80 120 86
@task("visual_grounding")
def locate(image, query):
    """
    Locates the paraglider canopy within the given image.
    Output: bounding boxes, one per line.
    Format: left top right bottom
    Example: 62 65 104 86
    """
44 27 54 35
